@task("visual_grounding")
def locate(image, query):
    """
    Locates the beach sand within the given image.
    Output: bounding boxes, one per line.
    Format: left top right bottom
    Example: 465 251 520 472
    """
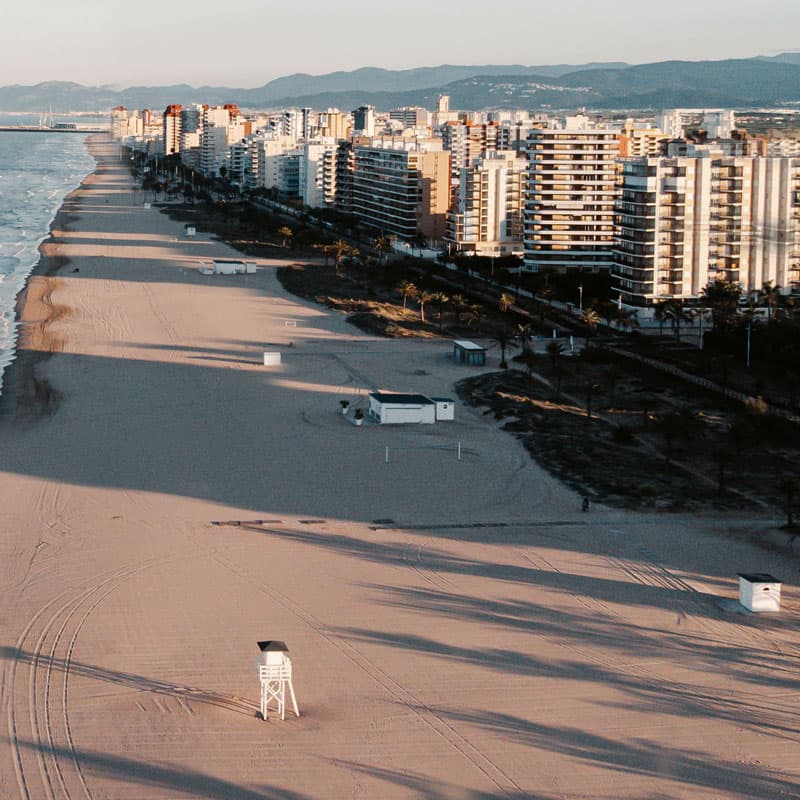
0 136 798 799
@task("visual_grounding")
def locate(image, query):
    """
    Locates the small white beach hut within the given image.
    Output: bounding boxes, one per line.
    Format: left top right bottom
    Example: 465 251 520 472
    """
431 397 456 421
737 573 782 612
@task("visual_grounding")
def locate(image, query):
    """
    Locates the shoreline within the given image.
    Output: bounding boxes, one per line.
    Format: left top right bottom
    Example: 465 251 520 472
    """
1 135 97 420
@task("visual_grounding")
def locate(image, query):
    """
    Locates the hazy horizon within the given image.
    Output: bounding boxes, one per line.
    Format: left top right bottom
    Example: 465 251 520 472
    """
2 0 798 89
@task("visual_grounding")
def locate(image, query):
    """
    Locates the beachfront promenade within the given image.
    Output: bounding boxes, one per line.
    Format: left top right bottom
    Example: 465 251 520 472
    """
0 137 798 799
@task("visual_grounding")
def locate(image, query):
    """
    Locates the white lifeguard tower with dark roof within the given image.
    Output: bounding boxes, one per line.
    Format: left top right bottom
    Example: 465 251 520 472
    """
256 641 299 721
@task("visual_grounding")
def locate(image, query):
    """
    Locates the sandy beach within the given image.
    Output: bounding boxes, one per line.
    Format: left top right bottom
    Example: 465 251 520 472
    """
0 136 799 799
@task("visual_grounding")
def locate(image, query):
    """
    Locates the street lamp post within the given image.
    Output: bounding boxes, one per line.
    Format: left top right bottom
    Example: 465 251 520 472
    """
746 321 752 369
578 284 583 315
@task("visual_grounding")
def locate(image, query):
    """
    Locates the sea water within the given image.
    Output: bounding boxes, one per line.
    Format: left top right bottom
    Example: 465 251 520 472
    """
0 127 95 395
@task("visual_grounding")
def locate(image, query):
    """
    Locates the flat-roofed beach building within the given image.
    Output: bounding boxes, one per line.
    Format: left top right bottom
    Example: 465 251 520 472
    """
523 118 622 273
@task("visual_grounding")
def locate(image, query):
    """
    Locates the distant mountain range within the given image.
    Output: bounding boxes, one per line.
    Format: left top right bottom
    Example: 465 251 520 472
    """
1 55 800 113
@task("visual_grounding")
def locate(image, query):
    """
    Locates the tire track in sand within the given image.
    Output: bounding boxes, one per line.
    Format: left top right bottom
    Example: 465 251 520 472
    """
210 548 535 800
7 562 156 800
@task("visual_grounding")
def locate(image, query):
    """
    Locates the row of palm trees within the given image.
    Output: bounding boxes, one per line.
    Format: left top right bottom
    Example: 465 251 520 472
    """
651 280 788 340
396 281 473 327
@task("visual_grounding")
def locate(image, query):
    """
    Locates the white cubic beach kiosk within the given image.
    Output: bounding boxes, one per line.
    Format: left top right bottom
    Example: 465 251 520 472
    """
738 573 782 612
431 397 455 421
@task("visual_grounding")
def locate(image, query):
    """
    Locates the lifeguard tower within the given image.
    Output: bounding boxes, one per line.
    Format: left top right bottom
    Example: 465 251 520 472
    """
256 641 299 721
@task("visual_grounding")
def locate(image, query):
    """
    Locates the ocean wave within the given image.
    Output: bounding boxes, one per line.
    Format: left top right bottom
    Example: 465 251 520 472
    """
0 132 94 395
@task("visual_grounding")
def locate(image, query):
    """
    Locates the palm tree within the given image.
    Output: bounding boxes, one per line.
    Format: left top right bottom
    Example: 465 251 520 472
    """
617 308 640 334
431 291 449 331
416 290 434 324
657 412 683 461
701 279 741 332
373 236 392 265
466 303 484 329
451 294 467 324
653 299 671 336
332 239 355 275
317 243 337 266
411 231 428 256
597 300 618 329
491 326 515 368
712 449 735 493
667 300 692 341
545 340 564 376
582 308 601 339
758 280 781 320
777 476 799 528
398 281 418 309
277 226 293 248
517 323 532 353
584 382 599 422
499 292 516 314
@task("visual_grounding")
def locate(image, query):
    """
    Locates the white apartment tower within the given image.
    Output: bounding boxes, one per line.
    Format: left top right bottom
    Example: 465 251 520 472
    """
613 150 800 306
299 138 339 208
110 107 145 141
523 119 622 272
445 151 527 256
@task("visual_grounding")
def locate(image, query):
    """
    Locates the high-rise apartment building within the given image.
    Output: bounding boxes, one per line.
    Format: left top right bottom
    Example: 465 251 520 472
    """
110 107 143 140
352 106 376 137
318 109 350 141
445 151 527 256
620 120 666 157
299 138 339 207
350 139 450 241
523 117 622 272
613 148 800 306
162 105 183 156
389 107 431 130
441 120 501 183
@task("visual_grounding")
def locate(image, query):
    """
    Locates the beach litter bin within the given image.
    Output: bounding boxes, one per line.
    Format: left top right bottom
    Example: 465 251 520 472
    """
263 352 281 366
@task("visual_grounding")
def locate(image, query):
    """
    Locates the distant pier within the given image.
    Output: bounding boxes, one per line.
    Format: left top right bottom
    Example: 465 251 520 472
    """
0 125 109 134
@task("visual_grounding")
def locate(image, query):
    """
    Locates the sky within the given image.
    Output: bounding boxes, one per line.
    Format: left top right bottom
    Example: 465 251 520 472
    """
1 0 798 88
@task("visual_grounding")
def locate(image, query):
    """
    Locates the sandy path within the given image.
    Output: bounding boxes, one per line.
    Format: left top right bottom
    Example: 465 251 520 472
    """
0 137 799 799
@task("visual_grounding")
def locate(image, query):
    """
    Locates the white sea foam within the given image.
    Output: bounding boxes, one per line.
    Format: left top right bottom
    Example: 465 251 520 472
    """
0 132 94 396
